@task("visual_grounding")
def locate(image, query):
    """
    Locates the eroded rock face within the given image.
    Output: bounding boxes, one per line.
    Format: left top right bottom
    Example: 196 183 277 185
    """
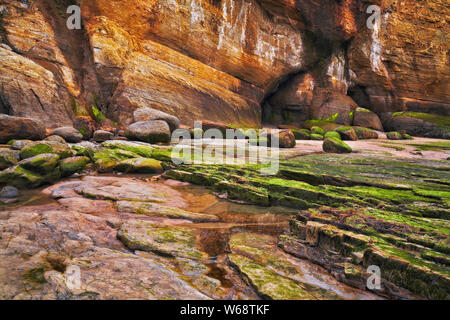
348 0 450 115
0 0 448 136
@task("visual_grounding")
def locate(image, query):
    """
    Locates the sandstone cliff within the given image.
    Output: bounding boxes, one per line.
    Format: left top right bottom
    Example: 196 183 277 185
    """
0 0 448 130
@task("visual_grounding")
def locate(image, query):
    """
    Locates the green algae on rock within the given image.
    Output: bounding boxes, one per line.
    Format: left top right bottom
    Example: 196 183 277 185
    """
60 156 90 177
324 131 341 140
387 132 403 140
292 129 311 140
0 148 19 170
93 148 140 173
114 158 163 174
117 220 208 260
20 153 60 174
310 133 324 141
335 127 358 141
228 254 328 300
101 140 154 158
20 141 73 160
323 138 352 154
354 127 379 140
310 126 325 136
116 200 219 222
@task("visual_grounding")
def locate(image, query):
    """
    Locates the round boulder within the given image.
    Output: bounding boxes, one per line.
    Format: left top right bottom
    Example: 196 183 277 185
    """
352 108 383 131
134 108 180 132
323 138 352 154
44 135 67 144
278 130 296 148
125 120 171 144
292 129 311 140
336 127 358 141
93 130 114 142
0 114 45 143
52 127 83 143
20 141 73 159
387 132 403 140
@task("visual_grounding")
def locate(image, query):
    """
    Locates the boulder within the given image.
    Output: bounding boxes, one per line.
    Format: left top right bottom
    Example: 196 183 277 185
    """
0 148 19 170
336 127 358 141
10 140 32 150
0 115 45 143
354 127 379 140
278 130 296 149
44 135 67 144
387 132 403 140
310 134 324 141
73 116 99 140
292 129 311 140
125 121 171 144
20 141 73 160
114 158 163 174
93 130 114 143
60 156 90 177
323 138 352 154
0 164 60 189
52 127 83 143
311 126 325 135
324 131 341 140
134 108 180 132
19 154 60 174
352 108 383 131
382 112 450 139
311 92 359 125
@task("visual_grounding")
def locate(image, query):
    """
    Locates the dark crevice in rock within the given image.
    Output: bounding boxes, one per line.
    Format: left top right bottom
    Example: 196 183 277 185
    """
0 91 12 115
261 70 308 126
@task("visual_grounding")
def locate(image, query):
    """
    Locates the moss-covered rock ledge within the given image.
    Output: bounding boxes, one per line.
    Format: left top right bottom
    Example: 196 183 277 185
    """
1 133 449 300
161 153 450 300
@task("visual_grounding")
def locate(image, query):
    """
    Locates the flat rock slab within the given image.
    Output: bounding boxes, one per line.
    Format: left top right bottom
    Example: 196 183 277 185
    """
0 202 208 300
116 201 219 222
45 247 209 300
118 220 209 261
229 232 379 300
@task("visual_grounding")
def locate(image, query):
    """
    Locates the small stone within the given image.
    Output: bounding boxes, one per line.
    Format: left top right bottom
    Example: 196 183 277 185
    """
60 156 90 177
387 131 402 140
20 141 73 159
0 186 20 198
336 127 358 141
